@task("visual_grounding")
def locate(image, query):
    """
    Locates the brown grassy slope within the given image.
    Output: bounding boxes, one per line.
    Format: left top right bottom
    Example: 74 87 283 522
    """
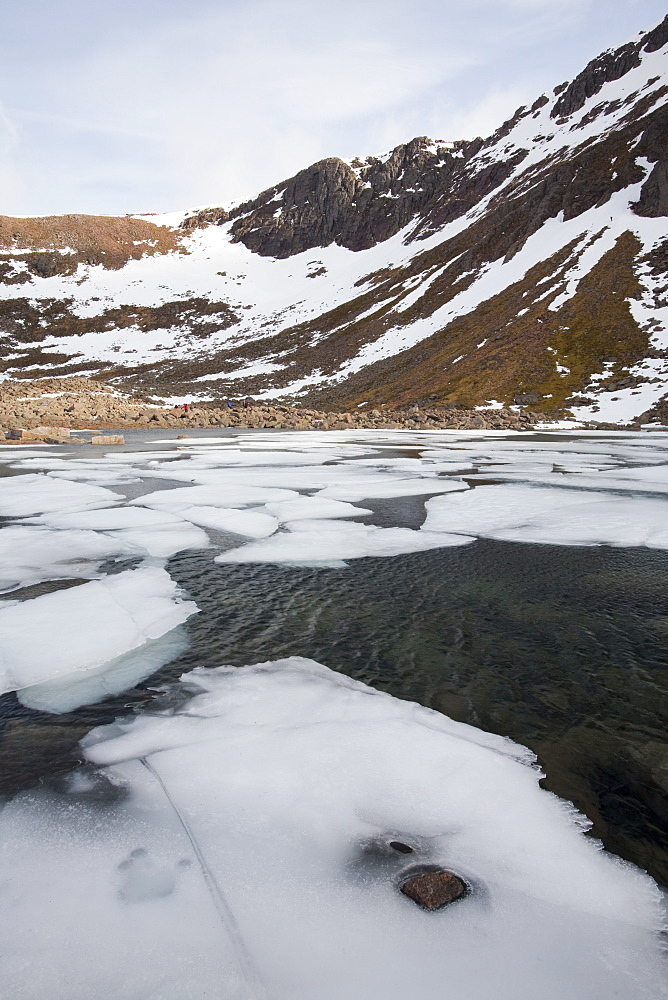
0 214 185 279
303 233 647 412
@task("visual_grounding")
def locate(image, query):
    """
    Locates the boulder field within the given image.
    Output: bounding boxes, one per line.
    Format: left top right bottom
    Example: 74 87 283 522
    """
0 377 617 441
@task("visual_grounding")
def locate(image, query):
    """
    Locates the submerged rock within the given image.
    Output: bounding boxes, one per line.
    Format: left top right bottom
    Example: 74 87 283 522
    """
91 434 125 445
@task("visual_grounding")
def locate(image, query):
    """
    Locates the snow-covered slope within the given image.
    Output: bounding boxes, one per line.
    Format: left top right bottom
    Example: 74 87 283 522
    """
0 16 667 423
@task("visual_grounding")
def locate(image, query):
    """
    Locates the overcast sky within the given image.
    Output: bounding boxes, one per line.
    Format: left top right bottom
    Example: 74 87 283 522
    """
0 0 665 217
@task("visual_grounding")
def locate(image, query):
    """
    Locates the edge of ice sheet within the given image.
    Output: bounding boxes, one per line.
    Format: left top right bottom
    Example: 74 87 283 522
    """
0 566 198 694
18 626 190 714
422 485 668 549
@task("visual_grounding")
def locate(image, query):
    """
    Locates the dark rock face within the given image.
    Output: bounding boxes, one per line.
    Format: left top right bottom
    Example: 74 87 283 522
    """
642 14 668 53
552 43 641 119
224 138 487 258
551 15 667 120
632 105 668 217
634 152 668 217
174 18 668 263
400 870 468 910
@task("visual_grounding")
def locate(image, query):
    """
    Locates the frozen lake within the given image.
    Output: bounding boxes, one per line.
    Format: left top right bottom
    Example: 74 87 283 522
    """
0 427 667 999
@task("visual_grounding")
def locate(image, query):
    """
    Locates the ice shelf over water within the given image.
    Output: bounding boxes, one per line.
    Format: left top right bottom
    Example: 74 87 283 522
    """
0 658 665 1000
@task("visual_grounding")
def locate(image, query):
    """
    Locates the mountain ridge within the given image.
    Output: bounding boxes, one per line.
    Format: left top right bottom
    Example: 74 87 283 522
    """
0 15 667 424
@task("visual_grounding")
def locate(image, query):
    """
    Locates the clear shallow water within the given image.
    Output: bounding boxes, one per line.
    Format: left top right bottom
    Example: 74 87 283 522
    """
0 429 667 886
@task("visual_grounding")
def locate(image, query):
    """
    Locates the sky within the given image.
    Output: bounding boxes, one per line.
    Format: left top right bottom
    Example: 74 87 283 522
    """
0 0 666 217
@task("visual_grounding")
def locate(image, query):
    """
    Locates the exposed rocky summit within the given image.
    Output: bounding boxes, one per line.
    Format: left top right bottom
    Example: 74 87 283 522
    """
0 17 667 425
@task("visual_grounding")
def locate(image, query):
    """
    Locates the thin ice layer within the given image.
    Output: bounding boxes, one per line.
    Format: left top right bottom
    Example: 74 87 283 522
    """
316 477 469 501
264 497 373 522
132 483 299 508
1 658 662 1000
108 522 210 558
30 507 189 530
0 566 198 694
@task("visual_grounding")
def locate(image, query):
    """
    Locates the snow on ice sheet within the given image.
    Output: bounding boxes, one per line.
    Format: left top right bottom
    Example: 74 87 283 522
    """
0 566 198 695
0 525 139 593
264 497 372 522
0 474 122 515
26 500 210 557
422 485 668 548
0 658 663 1000
132 483 300 508
30 507 189 530
216 520 473 565
109 522 210 558
316 477 469 501
177 505 279 538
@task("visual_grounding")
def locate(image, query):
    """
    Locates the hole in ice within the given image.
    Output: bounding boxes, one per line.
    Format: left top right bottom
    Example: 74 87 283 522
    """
117 847 192 903
389 841 414 854
348 835 424 881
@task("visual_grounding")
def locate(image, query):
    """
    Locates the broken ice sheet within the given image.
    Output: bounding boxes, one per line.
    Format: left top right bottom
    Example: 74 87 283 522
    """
422 484 668 548
0 658 664 1000
176 504 279 538
0 525 139 593
0 473 122 515
215 520 474 565
315 476 469 501
264 496 372 522
131 483 300 508
0 566 198 695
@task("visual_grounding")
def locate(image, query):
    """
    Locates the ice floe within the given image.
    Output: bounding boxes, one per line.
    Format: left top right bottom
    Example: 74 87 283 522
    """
316 476 469 501
176 504 279 538
0 525 139 593
18 626 190 714
0 566 198 696
132 483 300 508
264 496 372 522
422 485 668 548
0 658 663 1000
0 473 122 515
28 506 189 530
216 520 474 566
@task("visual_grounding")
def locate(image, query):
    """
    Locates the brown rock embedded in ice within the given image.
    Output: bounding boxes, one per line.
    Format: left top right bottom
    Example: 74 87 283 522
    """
400 870 468 910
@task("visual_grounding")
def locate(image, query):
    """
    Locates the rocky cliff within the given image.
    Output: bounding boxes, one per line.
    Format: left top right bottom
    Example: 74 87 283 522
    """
0 16 667 424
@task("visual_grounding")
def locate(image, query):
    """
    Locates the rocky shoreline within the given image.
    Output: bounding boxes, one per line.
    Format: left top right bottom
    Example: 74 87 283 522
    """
0 377 620 441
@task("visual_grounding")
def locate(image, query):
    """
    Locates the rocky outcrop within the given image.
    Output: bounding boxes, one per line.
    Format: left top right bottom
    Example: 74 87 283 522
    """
551 15 668 119
183 137 488 258
632 104 668 217
400 870 468 910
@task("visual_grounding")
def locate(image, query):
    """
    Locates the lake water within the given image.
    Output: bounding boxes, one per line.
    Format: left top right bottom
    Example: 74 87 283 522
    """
0 427 667 888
